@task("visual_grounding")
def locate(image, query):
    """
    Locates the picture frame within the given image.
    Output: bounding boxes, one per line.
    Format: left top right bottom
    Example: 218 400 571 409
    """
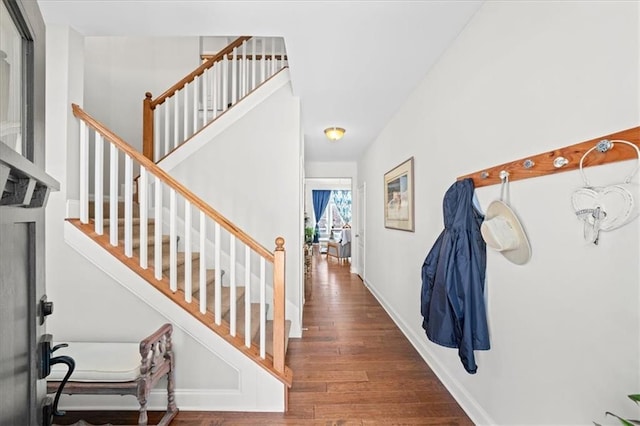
384 157 414 232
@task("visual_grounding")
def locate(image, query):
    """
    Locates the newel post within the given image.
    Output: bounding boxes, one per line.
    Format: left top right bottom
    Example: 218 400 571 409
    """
273 237 286 374
142 92 154 161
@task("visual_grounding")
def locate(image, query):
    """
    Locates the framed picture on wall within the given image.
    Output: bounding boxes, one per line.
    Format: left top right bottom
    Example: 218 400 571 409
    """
384 157 414 232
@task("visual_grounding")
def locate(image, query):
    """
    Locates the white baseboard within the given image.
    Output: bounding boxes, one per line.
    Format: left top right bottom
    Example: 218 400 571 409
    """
363 277 494 426
56 387 284 412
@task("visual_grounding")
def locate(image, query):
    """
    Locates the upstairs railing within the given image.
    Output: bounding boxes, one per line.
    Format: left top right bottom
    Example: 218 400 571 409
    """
73 103 287 377
143 36 288 162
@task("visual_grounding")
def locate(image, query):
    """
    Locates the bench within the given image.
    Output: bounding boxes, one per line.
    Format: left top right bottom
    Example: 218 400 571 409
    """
47 323 178 426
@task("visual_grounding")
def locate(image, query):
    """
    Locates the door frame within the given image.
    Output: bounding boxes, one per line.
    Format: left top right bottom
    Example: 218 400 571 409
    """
356 182 365 282
0 0 56 423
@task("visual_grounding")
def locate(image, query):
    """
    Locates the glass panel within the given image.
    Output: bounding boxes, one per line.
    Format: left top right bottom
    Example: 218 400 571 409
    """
0 1 23 155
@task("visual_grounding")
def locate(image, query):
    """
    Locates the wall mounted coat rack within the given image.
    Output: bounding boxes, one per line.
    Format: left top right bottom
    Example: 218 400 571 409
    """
458 126 640 188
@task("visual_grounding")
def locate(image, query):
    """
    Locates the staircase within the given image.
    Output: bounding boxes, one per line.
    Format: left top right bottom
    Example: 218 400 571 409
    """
61 35 296 411
81 200 290 357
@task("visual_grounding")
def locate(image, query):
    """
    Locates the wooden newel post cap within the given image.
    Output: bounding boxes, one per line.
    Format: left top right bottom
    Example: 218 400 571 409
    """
275 237 285 251
145 92 153 99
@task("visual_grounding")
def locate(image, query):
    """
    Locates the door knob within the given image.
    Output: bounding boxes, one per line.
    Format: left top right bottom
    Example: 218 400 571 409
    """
39 334 75 418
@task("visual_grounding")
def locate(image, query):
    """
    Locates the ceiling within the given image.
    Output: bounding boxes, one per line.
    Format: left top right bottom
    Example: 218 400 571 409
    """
36 0 483 162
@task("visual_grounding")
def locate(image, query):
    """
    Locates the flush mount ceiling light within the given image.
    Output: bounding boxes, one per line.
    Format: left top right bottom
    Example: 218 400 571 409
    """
324 127 346 142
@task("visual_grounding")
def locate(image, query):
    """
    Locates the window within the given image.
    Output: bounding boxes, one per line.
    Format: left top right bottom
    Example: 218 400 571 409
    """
317 190 352 239
0 0 31 159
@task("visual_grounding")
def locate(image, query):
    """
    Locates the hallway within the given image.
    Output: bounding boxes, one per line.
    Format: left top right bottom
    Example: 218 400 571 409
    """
282 254 473 424
58 255 473 425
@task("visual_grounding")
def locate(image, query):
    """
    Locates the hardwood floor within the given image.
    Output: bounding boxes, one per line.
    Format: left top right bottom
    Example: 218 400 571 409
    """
54 255 473 425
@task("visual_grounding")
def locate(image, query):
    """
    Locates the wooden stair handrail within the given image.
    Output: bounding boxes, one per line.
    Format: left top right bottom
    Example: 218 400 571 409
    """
72 103 274 262
150 36 252 109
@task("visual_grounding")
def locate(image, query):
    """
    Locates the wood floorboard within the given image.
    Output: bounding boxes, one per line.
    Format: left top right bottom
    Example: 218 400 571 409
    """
54 255 473 425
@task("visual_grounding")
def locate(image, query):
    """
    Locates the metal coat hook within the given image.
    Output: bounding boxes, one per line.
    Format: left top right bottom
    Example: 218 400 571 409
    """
554 157 569 168
499 170 510 203
456 127 639 188
596 139 613 153
579 139 640 186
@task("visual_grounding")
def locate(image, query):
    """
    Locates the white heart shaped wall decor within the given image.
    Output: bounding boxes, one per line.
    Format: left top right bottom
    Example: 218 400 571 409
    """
571 184 638 231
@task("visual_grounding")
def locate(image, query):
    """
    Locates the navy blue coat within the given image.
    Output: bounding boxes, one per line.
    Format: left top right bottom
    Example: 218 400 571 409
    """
421 178 489 374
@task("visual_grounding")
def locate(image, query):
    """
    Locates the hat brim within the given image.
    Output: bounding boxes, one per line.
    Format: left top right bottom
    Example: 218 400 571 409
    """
484 200 531 265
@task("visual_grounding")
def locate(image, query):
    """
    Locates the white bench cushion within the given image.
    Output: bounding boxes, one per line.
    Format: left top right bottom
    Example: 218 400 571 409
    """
49 342 141 382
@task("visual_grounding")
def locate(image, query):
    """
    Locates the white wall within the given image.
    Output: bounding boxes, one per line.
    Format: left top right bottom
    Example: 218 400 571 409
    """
358 2 639 425
44 26 283 410
84 36 200 152
166 80 303 332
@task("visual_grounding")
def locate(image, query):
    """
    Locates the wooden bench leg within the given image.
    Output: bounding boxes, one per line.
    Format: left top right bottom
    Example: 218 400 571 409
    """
159 331 178 426
136 384 149 425
139 323 178 426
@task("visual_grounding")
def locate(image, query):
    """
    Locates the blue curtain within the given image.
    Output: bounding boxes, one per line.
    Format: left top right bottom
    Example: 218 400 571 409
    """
312 190 332 243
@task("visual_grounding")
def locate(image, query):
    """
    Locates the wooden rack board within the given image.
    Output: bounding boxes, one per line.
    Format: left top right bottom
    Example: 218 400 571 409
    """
458 126 640 188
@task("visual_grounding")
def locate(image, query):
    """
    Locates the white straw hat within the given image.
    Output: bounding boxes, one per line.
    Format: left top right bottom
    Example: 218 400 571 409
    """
481 200 531 265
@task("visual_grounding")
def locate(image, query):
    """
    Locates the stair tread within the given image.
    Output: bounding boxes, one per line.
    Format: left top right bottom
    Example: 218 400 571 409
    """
104 217 155 227
226 301 261 343
132 234 170 249
133 248 202 273
263 319 292 356
93 221 165 248
195 285 245 319
89 201 140 217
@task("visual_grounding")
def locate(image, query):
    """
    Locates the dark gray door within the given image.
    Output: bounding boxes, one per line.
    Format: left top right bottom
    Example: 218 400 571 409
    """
0 218 31 425
0 201 46 425
0 0 58 424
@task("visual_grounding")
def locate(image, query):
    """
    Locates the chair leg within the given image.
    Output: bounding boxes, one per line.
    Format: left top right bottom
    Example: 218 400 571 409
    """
137 389 148 425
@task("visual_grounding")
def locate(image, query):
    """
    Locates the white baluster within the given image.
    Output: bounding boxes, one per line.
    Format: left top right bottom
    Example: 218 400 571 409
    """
232 46 237 105
212 65 218 119
139 166 148 269
251 38 257 91
271 37 276 76
192 77 199 135
260 257 266 358
230 234 236 336
222 56 228 112
199 212 207 314
208 65 215 120
183 82 189 141
169 189 177 292
124 154 133 258
163 101 170 158
109 143 118 247
245 246 251 348
154 176 163 281
173 96 179 149
94 133 103 234
184 201 192 303
153 104 161 162
261 37 266 82
202 69 208 127
214 222 221 325
241 40 246 98
79 120 88 224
